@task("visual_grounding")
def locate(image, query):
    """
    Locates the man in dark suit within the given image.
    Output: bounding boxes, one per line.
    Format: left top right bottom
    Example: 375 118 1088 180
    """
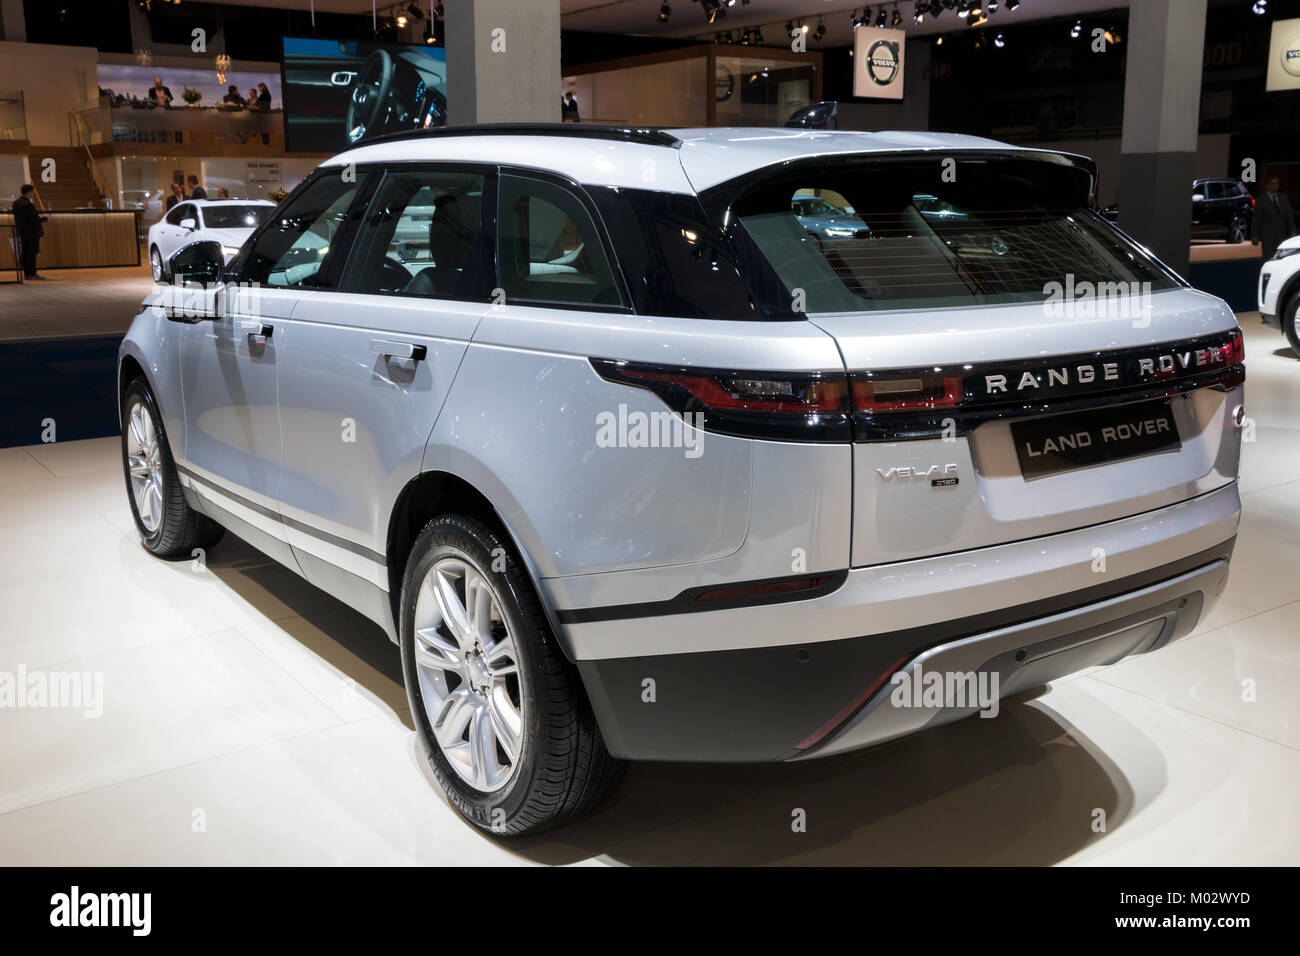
12 184 47 280
147 77 173 107
187 175 207 200
1252 177 1296 261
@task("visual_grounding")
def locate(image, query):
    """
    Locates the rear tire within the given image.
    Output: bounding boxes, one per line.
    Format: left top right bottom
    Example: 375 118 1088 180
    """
120 378 224 557
1227 215 1247 243
1284 292 1300 358
399 514 624 835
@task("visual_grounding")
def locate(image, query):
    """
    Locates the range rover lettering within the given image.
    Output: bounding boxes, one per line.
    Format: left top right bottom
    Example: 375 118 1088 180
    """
117 125 1244 834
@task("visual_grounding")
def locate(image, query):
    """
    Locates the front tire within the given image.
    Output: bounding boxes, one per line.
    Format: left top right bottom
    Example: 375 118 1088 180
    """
149 245 164 282
1227 215 1247 244
399 514 623 835
120 378 224 557
1284 292 1300 358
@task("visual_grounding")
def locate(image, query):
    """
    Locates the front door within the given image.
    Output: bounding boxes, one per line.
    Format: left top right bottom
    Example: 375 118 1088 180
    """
175 169 372 568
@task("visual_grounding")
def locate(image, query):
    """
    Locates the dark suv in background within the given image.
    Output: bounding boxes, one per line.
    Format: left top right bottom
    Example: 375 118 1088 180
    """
1104 178 1254 242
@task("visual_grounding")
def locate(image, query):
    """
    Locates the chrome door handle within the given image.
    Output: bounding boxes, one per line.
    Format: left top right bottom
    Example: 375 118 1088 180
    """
370 339 426 361
238 320 272 338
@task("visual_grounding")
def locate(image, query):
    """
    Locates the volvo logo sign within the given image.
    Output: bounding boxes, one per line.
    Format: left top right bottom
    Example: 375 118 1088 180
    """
1284 30 1300 77
867 39 901 85
854 26 906 99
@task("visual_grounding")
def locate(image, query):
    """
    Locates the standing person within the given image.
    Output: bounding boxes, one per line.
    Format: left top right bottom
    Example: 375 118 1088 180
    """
216 187 230 199
187 175 207 200
562 90 580 123
165 181 184 211
147 77 173 107
255 83 272 110
1252 177 1297 261
246 88 259 109
13 184 48 280
222 85 245 107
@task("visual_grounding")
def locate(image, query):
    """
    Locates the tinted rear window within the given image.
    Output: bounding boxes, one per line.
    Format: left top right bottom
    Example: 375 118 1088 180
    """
730 157 1177 314
203 205 273 229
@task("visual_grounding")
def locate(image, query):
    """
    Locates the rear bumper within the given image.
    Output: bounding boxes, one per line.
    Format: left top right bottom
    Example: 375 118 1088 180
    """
574 485 1239 763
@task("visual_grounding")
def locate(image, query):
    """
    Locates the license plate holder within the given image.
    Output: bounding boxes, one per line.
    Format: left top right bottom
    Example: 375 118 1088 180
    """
1011 398 1181 479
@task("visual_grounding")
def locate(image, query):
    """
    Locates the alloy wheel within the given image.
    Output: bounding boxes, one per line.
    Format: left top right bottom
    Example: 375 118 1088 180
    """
124 399 164 534
412 557 523 793
150 248 163 282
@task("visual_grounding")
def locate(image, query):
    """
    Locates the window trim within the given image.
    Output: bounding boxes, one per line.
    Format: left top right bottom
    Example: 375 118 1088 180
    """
494 165 633 314
329 160 499 304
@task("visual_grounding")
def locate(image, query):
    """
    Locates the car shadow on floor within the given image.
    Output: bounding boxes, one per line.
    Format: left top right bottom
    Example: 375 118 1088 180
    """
496 689 1146 866
204 532 1148 866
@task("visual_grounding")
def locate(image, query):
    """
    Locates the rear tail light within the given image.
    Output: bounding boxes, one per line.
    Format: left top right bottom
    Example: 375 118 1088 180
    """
592 329 1243 444
853 371 963 411
590 359 851 442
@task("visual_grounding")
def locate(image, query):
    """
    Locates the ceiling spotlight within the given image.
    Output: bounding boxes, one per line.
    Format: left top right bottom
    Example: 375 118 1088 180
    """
801 21 810 33
914 9 925 26
699 0 724 24
435 2 443 16
956 1 970 15
658 3 671 24
1252 0 1267 12
395 14 408 27
740 27 751 44
406 2 423 20
1070 19 1083 39
935 34 944 45
423 25 437 44
754 26 764 43
891 5 902 27
785 19 795 34
986 0 998 11
994 31 1005 48
973 32 985 50
1104 26 1122 45
1005 0 1019 9
876 6 887 27
813 16 826 40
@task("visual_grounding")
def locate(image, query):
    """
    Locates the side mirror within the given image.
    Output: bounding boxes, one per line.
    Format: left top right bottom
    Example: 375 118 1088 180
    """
169 240 224 286
1192 194 1204 202
179 217 197 230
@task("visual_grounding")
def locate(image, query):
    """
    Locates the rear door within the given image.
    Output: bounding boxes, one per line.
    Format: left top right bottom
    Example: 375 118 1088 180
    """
274 163 493 614
722 154 1244 567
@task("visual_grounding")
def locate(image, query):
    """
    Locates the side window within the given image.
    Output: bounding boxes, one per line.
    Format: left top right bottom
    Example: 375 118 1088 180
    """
497 174 621 308
242 171 369 288
1204 182 1227 200
165 203 189 226
340 167 487 298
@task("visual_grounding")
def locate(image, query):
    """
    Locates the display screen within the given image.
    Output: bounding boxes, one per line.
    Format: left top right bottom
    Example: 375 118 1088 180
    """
281 37 447 153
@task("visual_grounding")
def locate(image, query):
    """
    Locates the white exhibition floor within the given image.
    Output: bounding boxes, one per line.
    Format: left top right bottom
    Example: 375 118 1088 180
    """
0 317 1297 867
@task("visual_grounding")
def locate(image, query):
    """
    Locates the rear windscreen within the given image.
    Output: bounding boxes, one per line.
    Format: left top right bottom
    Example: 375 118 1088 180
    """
204 205 274 230
730 157 1177 313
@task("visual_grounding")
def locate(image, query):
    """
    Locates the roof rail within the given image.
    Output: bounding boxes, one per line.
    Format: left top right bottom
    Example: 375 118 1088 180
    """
354 123 682 150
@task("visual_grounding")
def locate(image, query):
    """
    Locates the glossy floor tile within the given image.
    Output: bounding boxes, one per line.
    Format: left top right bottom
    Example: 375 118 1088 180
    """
0 316 1296 865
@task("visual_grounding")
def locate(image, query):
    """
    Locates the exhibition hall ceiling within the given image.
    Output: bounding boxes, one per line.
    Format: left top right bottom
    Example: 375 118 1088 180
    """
210 0 1136 46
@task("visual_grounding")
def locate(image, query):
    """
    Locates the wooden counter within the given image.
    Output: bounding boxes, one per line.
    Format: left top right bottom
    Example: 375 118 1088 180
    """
0 209 140 269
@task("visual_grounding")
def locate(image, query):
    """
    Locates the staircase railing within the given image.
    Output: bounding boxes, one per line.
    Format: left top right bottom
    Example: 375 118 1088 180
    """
67 108 111 208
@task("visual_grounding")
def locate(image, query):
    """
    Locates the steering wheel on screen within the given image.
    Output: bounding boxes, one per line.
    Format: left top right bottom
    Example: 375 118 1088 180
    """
345 49 394 144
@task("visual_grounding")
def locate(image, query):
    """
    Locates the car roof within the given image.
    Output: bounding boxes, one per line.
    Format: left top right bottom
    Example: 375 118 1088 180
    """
323 124 1069 195
187 199 276 206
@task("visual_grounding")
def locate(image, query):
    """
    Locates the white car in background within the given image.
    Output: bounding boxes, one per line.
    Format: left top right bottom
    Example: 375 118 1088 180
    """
148 199 276 281
1259 234 1300 355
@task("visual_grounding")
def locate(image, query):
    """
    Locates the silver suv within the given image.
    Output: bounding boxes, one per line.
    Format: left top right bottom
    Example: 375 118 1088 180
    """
118 125 1245 834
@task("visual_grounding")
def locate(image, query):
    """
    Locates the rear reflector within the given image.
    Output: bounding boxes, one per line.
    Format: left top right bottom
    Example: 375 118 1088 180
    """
694 575 832 603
